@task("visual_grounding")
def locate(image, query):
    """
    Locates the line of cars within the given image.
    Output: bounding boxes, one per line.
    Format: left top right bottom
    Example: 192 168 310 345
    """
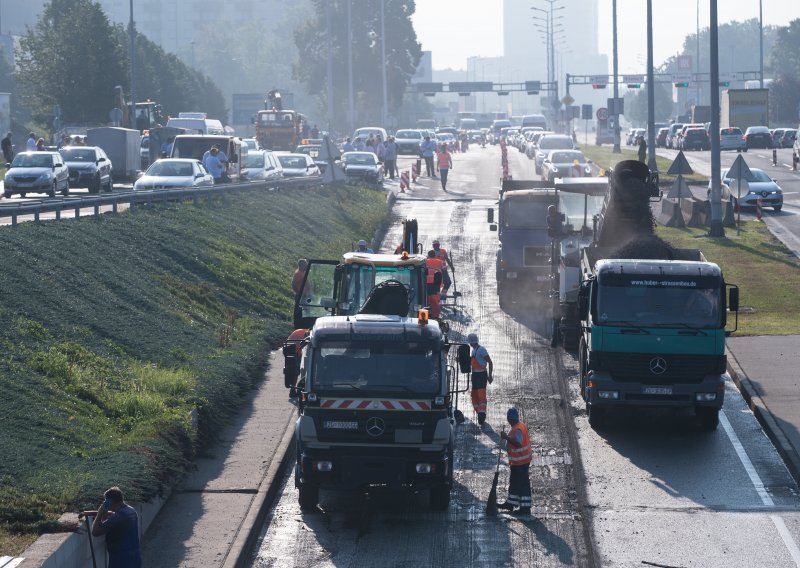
655 122 790 152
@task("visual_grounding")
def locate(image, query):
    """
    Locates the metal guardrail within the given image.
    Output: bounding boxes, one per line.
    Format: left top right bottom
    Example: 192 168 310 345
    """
0 176 323 226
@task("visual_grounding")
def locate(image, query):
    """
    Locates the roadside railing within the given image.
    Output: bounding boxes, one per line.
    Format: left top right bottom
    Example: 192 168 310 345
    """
0 176 323 226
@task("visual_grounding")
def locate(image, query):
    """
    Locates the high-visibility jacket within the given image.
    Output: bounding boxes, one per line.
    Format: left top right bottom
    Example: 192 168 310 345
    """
433 247 448 262
426 257 444 284
507 421 533 465
471 345 488 372
437 150 451 169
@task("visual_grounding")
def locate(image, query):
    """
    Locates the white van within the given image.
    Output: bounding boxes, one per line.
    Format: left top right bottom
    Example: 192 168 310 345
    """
166 116 225 135
521 114 548 130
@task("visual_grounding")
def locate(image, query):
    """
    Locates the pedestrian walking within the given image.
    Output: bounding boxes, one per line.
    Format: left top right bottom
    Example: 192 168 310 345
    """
1 132 13 163
637 136 647 163
425 250 445 319
498 408 533 515
437 144 453 191
420 135 437 177
467 332 493 425
432 239 454 293
90 486 142 567
26 132 37 152
384 136 398 179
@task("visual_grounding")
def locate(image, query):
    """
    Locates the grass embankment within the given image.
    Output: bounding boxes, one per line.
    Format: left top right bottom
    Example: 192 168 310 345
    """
0 185 388 554
581 145 708 184
657 222 800 335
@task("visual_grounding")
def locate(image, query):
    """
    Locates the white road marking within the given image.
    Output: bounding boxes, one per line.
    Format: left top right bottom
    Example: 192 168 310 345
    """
720 411 800 565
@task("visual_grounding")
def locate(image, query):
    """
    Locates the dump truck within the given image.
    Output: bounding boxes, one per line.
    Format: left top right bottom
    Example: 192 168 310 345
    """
575 160 739 430
488 180 557 309
254 89 305 151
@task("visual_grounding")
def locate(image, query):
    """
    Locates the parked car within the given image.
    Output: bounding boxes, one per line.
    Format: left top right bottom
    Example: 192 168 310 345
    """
780 129 796 149
680 128 710 151
133 158 214 190
534 134 574 174
3 151 70 198
743 126 772 150
243 150 283 181
277 153 320 177
718 167 783 211
59 146 113 193
394 129 424 155
666 123 684 149
656 128 669 148
719 127 746 152
540 150 592 183
340 151 384 188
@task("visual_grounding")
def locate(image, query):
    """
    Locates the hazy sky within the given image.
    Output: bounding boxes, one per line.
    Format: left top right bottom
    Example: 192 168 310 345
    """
412 0 800 72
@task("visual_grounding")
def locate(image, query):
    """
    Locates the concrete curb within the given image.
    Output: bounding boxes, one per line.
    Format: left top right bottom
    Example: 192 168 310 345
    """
726 347 800 485
223 408 298 568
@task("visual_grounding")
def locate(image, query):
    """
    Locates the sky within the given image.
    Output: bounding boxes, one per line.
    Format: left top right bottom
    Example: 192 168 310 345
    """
412 0 800 73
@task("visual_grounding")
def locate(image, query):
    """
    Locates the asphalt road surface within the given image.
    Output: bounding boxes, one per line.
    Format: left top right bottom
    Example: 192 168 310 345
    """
250 145 800 567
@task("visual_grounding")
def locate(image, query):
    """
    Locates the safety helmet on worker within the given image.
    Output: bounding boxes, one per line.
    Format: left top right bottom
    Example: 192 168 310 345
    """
467 332 479 345
507 407 520 423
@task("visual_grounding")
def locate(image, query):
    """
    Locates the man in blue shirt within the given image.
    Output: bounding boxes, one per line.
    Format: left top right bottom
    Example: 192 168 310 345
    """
342 137 355 152
91 486 141 568
420 135 437 177
204 147 227 183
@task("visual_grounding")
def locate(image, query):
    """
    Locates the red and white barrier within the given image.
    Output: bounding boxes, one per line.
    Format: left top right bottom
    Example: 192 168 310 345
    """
400 171 409 192
756 197 763 221
411 162 418 183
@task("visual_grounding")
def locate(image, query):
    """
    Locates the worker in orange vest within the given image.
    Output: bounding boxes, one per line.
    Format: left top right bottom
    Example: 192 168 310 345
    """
432 239 454 295
436 144 452 191
499 407 533 515
467 332 493 425
425 250 444 319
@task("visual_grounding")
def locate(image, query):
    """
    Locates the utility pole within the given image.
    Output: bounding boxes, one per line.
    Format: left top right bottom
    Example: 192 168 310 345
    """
347 0 354 134
612 0 621 153
759 0 764 88
646 0 656 171
709 0 724 237
326 2 334 134
129 0 135 129
380 0 388 128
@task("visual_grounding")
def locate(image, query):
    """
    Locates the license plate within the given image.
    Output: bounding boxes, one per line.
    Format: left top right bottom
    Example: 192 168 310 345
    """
536 275 550 282
643 386 672 395
506 272 518 279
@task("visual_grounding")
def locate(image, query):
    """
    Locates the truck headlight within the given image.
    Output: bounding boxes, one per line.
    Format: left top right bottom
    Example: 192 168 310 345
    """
314 460 333 472
415 463 432 474
598 390 619 399
695 393 717 402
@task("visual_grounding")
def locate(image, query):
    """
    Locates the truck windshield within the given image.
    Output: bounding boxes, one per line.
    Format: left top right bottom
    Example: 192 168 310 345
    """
597 281 721 328
312 341 440 395
503 198 550 229
341 264 418 314
559 192 605 231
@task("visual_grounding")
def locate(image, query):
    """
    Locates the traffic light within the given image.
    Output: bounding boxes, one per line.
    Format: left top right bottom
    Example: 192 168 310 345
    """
674 82 689 88
627 83 641 89
592 84 607 90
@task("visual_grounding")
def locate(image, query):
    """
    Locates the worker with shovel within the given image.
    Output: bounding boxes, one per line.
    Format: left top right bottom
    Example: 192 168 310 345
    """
498 407 532 515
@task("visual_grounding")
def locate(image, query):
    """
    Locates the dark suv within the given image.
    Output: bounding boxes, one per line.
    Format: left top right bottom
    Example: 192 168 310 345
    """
681 128 710 151
744 126 772 150
59 146 113 193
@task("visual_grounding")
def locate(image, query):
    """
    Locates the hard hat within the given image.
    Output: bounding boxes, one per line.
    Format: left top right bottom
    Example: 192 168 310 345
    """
433 239 440 245
357 239 367 247
467 333 479 344
507 407 519 422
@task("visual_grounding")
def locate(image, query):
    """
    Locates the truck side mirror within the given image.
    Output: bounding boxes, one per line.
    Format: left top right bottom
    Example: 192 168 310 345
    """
489 224 498 232
457 344 471 374
729 287 739 312
578 281 590 320
282 344 299 389
487 208 494 224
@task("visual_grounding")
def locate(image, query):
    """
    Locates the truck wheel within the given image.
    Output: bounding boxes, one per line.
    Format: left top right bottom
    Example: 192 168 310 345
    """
297 481 319 511
774 205 782 212
578 340 589 401
587 404 606 429
697 407 719 431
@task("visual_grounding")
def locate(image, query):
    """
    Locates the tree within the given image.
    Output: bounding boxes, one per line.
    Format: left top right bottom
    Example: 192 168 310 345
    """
15 0 128 126
623 83 673 126
770 19 800 80
293 0 422 129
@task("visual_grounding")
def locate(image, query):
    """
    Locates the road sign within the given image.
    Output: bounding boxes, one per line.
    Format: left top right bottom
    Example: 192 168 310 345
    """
729 154 752 181
448 82 493 93
596 107 608 121
561 94 575 106
414 82 443 93
667 175 693 199
581 104 593 120
667 151 694 175
525 81 541 94
607 97 624 115
623 74 645 84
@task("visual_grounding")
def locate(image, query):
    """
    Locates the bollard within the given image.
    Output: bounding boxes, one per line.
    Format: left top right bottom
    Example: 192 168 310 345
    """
773 149 777 166
400 171 409 192
411 162 418 183
756 197 763 221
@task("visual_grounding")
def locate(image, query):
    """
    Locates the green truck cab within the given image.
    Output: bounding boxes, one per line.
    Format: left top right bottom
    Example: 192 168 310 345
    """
577 253 739 430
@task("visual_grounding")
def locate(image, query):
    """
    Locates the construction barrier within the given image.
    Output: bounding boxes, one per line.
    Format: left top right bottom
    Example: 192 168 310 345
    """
400 171 409 192
411 161 418 183
756 197 763 220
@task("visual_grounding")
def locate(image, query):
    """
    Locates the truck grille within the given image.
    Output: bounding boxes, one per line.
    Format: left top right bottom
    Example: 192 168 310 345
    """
312 410 441 444
596 353 726 385
523 246 549 267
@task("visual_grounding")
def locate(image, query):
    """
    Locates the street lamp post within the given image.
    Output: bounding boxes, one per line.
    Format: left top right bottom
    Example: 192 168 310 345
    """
759 0 764 88
612 0 621 153
708 0 724 237
646 0 656 171
346 0 354 134
129 0 135 128
380 0 388 128
326 2 334 134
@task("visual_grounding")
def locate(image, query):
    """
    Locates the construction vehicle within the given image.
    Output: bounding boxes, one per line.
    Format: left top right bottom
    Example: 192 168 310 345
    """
488 180 557 309
576 160 739 430
284 279 472 511
549 177 610 347
254 89 305 151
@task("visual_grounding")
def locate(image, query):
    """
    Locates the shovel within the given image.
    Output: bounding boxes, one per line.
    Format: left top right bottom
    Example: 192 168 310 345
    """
486 427 504 516
80 511 98 568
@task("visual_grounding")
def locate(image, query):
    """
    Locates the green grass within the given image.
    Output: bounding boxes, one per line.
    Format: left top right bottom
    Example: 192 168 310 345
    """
657 222 800 335
0 184 388 554
581 145 709 184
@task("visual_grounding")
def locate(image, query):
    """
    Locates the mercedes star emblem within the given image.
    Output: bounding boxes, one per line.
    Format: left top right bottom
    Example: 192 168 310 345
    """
649 357 667 375
366 417 386 437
